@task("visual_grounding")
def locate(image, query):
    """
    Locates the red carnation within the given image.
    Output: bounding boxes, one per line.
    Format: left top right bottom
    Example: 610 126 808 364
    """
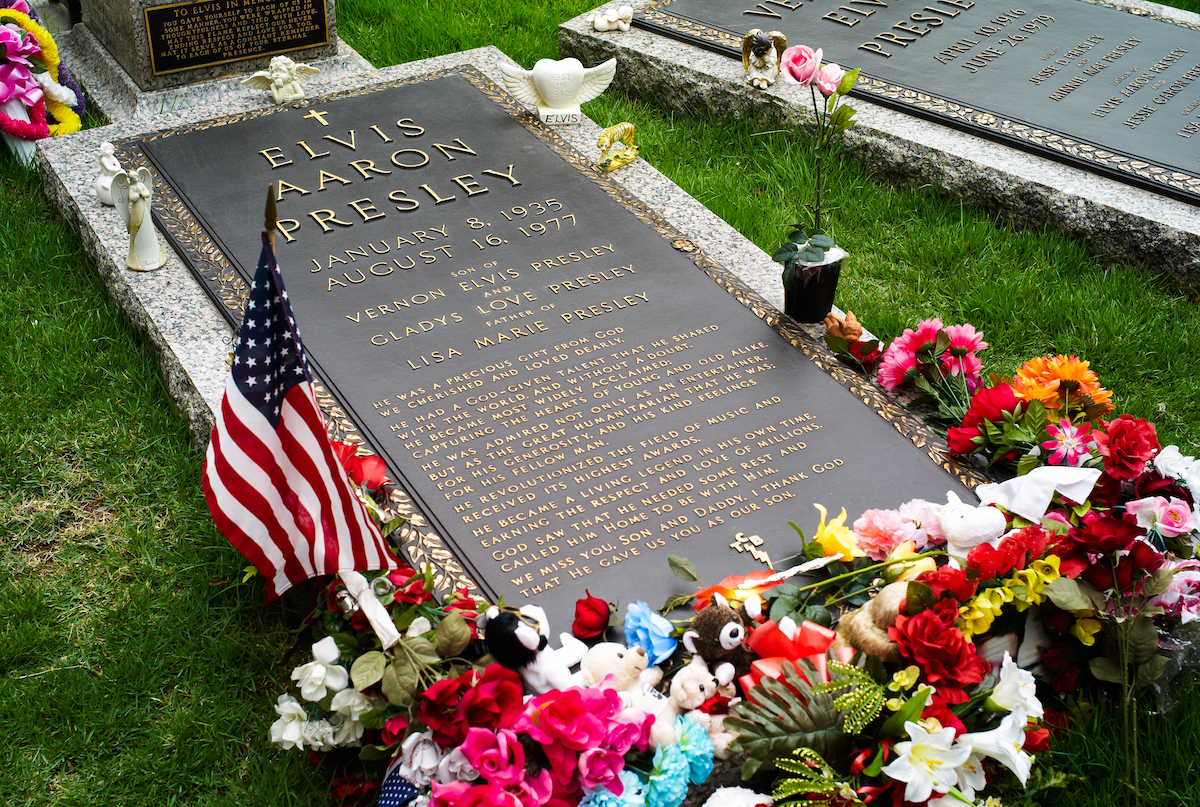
946 383 1021 456
1094 414 1159 481
888 610 989 703
571 590 611 639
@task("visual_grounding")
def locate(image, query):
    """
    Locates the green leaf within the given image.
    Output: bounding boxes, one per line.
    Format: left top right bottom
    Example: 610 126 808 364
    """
880 686 932 736
241 564 259 583
1135 656 1168 687
773 241 800 263
803 604 832 628
436 612 472 658
358 744 392 761
1016 452 1041 477
1088 657 1124 684
727 657 849 778
1039 516 1070 535
660 590 696 614
381 658 418 706
404 636 441 668
1128 616 1160 665
824 334 849 354
668 554 701 583
798 246 826 263
809 234 835 250
781 260 795 288
350 651 389 691
787 228 809 243
1044 576 1094 612
358 708 386 730
839 67 861 94
1143 568 1175 598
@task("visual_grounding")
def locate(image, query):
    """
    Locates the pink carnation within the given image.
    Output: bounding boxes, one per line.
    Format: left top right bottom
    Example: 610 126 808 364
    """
876 346 918 391
605 707 655 754
898 498 945 550
578 747 627 793
853 508 917 560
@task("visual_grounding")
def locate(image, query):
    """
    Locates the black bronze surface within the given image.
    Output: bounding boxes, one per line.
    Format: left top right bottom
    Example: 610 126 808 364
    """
119 67 983 616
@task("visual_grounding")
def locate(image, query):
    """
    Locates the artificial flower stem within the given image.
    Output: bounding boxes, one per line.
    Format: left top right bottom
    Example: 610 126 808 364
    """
788 551 946 597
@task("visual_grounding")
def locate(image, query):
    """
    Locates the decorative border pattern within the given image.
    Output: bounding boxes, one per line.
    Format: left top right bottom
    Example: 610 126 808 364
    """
117 63 986 595
633 0 1200 203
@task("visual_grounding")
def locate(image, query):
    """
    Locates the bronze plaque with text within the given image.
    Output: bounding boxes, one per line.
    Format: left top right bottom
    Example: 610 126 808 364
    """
635 0 1200 205
120 67 981 617
145 0 328 75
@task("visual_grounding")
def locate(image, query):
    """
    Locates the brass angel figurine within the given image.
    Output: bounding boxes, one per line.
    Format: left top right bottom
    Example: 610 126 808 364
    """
742 29 787 90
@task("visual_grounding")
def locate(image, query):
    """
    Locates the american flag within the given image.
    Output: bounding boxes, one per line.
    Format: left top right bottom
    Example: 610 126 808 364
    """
202 233 398 600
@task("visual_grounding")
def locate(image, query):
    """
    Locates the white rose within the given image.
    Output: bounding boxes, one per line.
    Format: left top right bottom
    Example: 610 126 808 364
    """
1185 460 1200 506
268 694 308 750
301 718 337 752
330 688 384 722
292 636 349 701
330 714 365 746
1154 445 1195 479
407 616 433 637
435 747 480 784
398 730 443 787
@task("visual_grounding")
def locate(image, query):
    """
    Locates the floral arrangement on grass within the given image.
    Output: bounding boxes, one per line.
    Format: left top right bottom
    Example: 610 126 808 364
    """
0 0 83 146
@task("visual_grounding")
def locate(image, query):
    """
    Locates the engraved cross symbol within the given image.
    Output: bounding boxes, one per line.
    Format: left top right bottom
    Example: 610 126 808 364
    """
729 532 771 567
303 109 330 126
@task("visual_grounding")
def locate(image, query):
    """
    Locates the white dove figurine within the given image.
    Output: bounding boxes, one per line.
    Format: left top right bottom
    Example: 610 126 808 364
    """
499 57 617 124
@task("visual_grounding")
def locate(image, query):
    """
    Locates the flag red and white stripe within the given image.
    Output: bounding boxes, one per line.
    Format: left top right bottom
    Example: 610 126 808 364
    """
202 233 398 600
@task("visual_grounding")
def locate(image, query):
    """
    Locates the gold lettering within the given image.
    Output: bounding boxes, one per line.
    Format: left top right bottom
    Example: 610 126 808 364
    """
259 147 292 168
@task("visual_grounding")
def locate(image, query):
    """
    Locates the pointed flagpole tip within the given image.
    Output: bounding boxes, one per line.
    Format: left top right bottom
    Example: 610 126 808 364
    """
265 184 277 250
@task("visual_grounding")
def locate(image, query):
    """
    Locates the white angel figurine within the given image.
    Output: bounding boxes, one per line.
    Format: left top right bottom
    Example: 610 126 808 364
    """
499 57 617 125
241 56 319 105
588 5 634 32
110 168 168 272
93 142 122 206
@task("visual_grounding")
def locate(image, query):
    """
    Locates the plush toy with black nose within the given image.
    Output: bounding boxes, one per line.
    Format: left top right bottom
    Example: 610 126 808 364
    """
478 603 588 695
681 594 756 686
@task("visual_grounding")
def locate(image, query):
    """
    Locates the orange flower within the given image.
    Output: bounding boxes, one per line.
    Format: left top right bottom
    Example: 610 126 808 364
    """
1012 354 1114 413
1011 375 1060 408
693 570 780 612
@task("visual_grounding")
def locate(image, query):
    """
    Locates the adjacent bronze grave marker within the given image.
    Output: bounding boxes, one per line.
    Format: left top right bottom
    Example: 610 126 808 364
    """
634 0 1200 205
145 0 329 75
118 67 982 616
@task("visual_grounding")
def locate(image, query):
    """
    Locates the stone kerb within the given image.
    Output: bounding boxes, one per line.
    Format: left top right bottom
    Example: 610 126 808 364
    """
560 1 1200 292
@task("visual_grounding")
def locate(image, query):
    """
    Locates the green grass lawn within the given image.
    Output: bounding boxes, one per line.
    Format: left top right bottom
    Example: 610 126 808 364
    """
3 0 1200 804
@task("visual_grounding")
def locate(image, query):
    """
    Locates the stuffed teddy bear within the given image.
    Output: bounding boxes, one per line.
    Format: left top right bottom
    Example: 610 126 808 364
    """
682 593 756 685
478 604 588 695
834 581 908 664
669 655 740 759
581 641 675 748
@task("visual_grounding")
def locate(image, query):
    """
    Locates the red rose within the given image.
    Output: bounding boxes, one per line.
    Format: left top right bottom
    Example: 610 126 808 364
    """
1094 414 1159 481
381 715 409 747
946 383 1021 456
1041 641 1068 671
888 611 989 703
331 441 391 489
1053 663 1081 694
1133 470 1194 506
571 589 612 639
967 543 1007 582
921 693 967 737
456 664 524 731
929 598 961 627
1023 726 1051 753
1043 611 1071 635
443 588 480 639
1045 533 1089 578
388 566 433 605
1074 515 1143 554
916 566 978 603
417 676 470 748
1087 471 1124 509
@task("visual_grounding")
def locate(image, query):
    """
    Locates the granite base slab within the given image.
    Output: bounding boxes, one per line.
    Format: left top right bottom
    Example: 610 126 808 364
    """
37 45 814 450
560 0 1200 291
57 24 373 122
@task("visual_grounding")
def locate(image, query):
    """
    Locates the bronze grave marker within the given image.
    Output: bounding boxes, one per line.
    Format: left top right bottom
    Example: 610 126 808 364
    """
119 67 981 616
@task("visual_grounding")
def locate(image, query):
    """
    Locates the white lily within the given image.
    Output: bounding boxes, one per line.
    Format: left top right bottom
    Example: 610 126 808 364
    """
988 652 1043 719
881 721 973 803
960 707 1033 785
291 635 349 701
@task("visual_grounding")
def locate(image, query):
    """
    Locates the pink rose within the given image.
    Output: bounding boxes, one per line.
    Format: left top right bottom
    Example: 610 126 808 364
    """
430 782 522 807
460 728 525 787
578 747 626 793
815 62 847 96
605 708 655 755
780 45 823 85
516 686 611 750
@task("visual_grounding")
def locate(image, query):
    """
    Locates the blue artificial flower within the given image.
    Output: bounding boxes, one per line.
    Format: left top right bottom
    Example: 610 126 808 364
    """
624 600 677 665
645 744 690 807
580 770 646 807
674 714 715 784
